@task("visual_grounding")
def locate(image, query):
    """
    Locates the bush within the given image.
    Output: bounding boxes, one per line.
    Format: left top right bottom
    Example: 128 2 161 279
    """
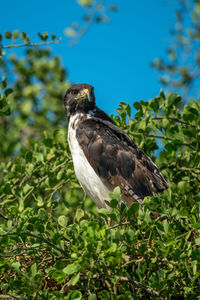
0 85 200 299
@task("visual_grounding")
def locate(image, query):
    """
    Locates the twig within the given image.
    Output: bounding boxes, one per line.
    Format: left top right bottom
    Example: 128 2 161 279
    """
70 0 104 46
0 39 61 49
176 166 200 182
152 116 200 130
133 132 198 151
0 231 67 256
52 158 70 172
118 277 163 299
80 274 162 299
0 212 8 220
22 187 34 201
106 221 130 230
0 245 50 257
0 295 21 299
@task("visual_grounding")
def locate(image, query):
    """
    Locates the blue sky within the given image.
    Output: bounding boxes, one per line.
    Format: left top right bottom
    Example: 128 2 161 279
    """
1 0 177 114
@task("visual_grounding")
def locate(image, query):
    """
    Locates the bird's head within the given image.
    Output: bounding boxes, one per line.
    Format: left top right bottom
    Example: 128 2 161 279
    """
64 84 95 118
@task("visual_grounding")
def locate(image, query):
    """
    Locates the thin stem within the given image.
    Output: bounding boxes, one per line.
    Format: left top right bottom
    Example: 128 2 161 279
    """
118 277 163 299
0 231 67 256
70 0 104 46
106 221 130 230
133 132 198 151
0 39 61 49
176 166 200 182
152 116 200 130
0 295 21 299
0 212 8 220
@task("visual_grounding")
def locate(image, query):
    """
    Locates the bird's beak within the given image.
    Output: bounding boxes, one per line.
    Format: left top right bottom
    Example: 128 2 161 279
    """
75 88 90 101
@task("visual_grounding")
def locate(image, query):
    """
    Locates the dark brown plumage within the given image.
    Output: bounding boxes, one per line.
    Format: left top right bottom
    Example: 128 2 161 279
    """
64 84 168 209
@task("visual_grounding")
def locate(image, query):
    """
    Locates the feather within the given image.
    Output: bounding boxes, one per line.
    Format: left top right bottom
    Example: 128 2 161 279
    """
76 117 168 205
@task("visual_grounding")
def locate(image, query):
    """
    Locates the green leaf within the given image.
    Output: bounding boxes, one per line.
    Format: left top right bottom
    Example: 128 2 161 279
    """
4 31 12 39
75 208 84 222
105 199 118 209
23 183 33 195
108 242 117 253
63 263 79 275
88 294 97 300
58 215 68 227
51 34 56 40
42 32 48 41
163 219 169 234
168 93 181 106
12 29 19 39
192 260 197 275
195 237 200 245
31 263 37 277
150 99 159 112
20 31 27 41
38 31 48 41
35 222 44 233
109 186 121 201
160 89 166 99
11 262 21 274
78 0 93 7
4 88 13 97
127 202 140 217
133 101 142 111
1 80 7 90
66 290 82 300
188 107 198 116
98 290 110 300
70 272 80 286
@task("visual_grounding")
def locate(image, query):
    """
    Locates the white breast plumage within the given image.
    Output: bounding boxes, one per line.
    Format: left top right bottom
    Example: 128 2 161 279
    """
68 113 111 209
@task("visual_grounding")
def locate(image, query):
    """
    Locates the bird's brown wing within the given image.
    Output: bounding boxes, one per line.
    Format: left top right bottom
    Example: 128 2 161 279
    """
76 117 168 205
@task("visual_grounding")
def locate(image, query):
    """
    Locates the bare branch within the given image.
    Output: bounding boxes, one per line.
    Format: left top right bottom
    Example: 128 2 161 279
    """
106 221 130 230
0 38 61 49
118 277 163 299
0 231 67 256
69 0 105 46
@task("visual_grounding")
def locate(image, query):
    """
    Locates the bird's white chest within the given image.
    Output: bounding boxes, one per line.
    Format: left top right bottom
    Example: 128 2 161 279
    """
68 113 111 209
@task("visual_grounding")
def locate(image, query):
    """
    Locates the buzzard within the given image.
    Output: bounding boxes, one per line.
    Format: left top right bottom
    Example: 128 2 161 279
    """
64 84 168 210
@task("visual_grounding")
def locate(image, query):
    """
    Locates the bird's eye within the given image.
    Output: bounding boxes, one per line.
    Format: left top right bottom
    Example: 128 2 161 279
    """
71 89 78 95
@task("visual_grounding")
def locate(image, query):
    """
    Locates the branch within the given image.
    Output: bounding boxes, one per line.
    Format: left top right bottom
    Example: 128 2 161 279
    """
176 166 200 182
152 116 200 130
106 221 130 230
118 277 163 299
0 245 51 257
70 0 104 46
80 274 163 299
0 38 61 49
133 132 198 151
0 295 21 299
0 231 67 256
0 212 8 220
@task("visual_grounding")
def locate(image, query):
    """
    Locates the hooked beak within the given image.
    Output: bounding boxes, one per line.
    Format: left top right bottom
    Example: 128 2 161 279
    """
75 88 90 102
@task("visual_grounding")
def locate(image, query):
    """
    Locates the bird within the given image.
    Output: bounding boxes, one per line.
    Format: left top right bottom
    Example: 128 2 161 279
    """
63 84 168 210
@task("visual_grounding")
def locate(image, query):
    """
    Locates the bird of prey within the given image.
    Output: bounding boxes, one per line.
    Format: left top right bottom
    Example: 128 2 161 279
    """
64 84 168 210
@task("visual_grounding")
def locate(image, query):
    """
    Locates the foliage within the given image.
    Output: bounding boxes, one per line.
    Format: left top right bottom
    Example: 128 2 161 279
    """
65 0 118 46
1 50 200 300
152 0 200 99
0 30 69 159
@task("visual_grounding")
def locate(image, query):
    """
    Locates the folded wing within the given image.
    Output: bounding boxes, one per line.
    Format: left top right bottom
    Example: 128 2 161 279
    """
76 118 168 204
